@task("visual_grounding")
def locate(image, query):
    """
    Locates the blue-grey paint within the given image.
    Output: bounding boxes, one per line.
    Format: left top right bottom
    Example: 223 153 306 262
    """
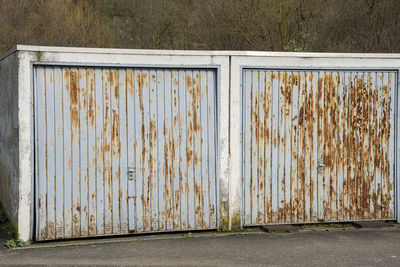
241 68 397 225
34 66 218 240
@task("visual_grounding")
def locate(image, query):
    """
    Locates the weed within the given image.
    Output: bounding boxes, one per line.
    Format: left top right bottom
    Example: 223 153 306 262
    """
5 239 26 248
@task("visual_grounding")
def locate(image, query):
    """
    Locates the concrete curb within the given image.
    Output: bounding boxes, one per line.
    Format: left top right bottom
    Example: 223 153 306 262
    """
10 224 400 250
11 231 266 250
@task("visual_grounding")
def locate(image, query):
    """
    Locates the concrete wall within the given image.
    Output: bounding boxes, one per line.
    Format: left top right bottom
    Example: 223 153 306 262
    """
2 46 400 242
230 55 400 227
0 52 19 229
13 48 230 242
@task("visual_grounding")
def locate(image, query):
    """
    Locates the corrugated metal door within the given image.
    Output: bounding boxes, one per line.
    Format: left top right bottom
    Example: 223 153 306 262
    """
242 69 396 225
34 66 218 240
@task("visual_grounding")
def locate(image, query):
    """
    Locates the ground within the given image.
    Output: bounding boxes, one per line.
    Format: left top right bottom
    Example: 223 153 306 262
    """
0 226 400 266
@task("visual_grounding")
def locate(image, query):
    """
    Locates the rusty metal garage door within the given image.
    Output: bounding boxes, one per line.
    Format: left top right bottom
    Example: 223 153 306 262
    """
34 66 218 240
242 69 396 225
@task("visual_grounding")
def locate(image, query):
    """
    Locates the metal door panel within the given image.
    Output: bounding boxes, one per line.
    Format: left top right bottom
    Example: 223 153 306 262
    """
242 69 397 225
118 69 129 234
34 66 218 240
178 69 188 229
54 67 64 238
87 68 97 236
126 69 135 232
94 68 104 235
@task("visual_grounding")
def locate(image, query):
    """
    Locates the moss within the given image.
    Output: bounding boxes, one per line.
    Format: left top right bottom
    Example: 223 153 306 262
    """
35 51 43 62
230 213 241 230
301 223 352 229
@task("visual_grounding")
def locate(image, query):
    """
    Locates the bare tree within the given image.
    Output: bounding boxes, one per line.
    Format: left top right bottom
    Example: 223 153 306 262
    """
1 0 400 54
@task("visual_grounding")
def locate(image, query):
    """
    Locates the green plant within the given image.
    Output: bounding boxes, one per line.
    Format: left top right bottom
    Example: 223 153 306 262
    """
5 239 26 248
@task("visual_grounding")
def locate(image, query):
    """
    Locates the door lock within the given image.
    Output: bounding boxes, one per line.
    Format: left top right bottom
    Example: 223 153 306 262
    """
317 161 325 174
128 167 136 180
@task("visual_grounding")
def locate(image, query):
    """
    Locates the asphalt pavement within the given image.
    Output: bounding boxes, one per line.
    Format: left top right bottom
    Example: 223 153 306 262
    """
0 228 399 266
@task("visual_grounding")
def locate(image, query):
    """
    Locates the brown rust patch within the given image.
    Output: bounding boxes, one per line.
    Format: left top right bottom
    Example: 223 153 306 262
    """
64 69 70 91
49 71 53 85
136 71 146 170
112 111 120 154
149 115 157 215
186 75 192 90
73 214 79 225
113 70 119 99
47 222 55 238
127 70 134 96
192 75 201 133
88 72 95 127
283 72 292 106
67 153 71 171
194 181 202 221
174 190 180 211
70 71 79 128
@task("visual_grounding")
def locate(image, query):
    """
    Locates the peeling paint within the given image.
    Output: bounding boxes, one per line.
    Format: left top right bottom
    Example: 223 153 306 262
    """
242 69 396 225
35 66 218 240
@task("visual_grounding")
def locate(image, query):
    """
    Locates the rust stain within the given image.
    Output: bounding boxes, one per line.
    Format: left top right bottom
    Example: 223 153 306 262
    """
195 182 201 215
127 70 134 96
366 72 374 219
192 75 200 133
137 72 146 168
174 190 180 212
113 70 119 99
112 111 120 154
64 69 70 96
73 214 78 224
88 70 95 127
70 70 79 129
67 153 71 171
149 114 157 226
103 70 112 217
47 222 55 238
174 91 177 108
49 71 53 85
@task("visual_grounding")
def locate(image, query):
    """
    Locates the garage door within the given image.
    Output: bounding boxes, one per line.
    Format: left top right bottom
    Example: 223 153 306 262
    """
34 66 218 240
242 69 396 225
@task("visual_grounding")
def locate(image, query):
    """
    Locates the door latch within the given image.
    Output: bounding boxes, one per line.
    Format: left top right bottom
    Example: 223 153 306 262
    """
128 166 136 180
317 161 325 174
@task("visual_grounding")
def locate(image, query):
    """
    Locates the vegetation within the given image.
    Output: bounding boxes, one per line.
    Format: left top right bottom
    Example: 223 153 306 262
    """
1 202 26 248
1 0 400 54
4 239 26 248
301 223 353 228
